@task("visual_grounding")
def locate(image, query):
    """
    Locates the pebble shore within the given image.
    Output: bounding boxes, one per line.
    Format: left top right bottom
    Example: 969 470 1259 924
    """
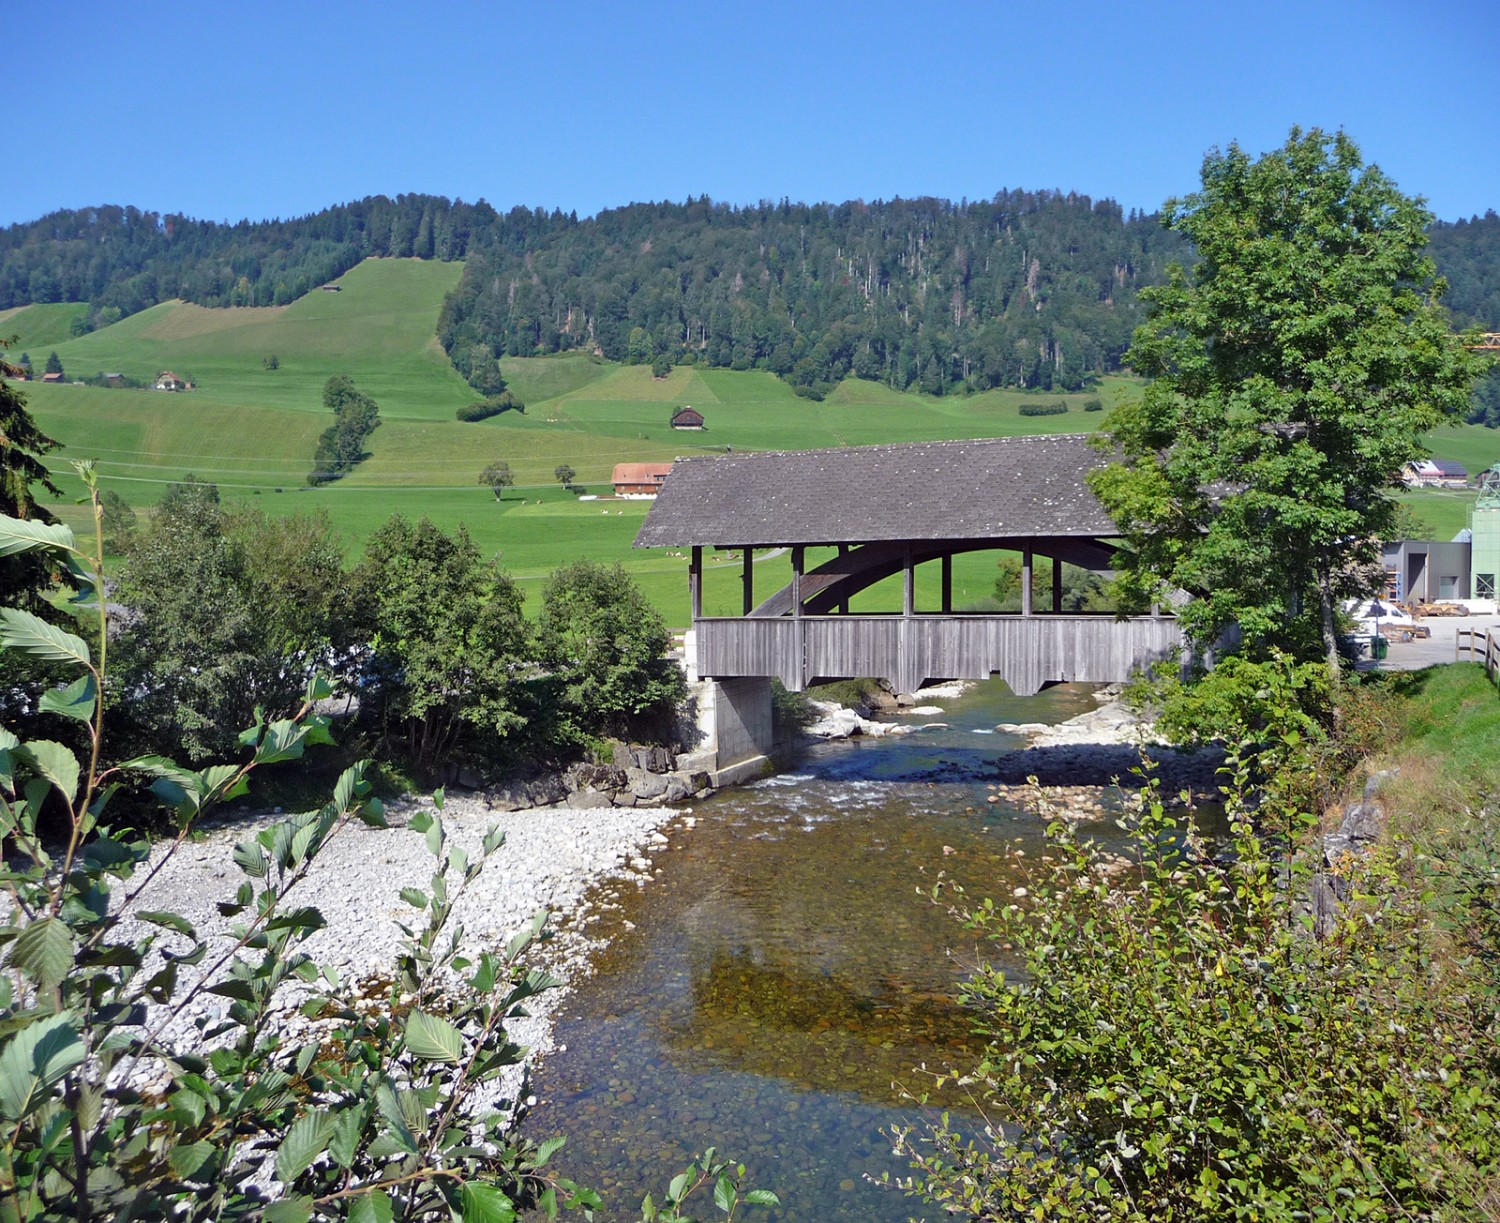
121 793 685 1097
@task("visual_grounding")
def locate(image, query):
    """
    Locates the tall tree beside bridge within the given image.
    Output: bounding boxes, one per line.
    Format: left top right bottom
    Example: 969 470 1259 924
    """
1091 127 1485 677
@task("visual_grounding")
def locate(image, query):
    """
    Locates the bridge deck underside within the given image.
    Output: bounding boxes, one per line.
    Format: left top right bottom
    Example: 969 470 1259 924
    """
696 614 1183 696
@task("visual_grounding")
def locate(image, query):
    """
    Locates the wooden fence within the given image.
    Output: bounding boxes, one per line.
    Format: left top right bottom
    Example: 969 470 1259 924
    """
1456 626 1500 683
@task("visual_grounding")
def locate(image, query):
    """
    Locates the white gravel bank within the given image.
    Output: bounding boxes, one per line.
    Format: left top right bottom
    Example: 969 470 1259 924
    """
123 793 684 1090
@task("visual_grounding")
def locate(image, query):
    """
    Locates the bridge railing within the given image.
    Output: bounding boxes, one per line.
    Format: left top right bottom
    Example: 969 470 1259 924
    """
694 613 1184 696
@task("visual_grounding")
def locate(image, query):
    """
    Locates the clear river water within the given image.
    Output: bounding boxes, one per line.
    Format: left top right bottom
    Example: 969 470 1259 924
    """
527 679 1123 1222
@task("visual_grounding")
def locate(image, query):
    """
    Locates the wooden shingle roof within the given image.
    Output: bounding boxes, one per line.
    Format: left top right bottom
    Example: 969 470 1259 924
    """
634 434 1120 548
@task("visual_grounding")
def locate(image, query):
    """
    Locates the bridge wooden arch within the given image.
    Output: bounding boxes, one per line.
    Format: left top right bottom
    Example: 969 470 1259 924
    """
636 434 1183 698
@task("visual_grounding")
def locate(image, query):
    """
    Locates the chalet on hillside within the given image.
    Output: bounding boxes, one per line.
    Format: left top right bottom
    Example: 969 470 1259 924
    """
612 461 674 497
155 371 189 392
40 372 64 384
1405 459 1468 488
670 405 705 430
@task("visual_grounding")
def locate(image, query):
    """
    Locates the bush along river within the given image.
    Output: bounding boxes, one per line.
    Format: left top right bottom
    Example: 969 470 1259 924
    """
526 679 1145 1222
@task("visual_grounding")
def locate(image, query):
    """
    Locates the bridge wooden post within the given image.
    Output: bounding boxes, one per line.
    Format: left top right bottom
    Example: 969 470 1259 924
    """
838 544 849 614
941 554 952 614
1052 554 1062 613
742 547 754 616
791 546 806 689
1022 544 1034 617
690 546 703 619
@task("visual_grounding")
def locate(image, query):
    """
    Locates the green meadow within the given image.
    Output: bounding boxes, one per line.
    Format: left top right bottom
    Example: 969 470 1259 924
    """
15 257 1499 623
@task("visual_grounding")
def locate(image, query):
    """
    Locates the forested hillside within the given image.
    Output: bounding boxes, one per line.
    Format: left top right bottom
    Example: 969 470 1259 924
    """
438 193 1188 395
1428 211 1500 425
0 196 501 313
3 193 1497 407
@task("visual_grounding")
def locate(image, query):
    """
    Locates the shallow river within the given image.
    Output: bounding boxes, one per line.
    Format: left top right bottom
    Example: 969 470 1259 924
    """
528 680 1123 1222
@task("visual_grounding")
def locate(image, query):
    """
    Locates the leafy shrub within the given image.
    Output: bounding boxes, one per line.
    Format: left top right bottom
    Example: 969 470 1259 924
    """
535 561 685 742
1083 396 1104 411
0 470 594 1220
895 748 1500 1219
457 391 524 421
1018 400 1068 416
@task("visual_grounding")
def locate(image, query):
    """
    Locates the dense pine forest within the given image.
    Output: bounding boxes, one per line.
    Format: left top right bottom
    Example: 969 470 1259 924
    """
3 193 1498 411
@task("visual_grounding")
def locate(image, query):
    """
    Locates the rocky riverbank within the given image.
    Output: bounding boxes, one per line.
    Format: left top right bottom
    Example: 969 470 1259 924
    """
122 794 687 1099
989 685 1225 819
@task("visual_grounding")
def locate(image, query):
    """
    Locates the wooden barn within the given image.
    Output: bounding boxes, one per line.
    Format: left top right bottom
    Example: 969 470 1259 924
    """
612 461 675 497
670 406 705 430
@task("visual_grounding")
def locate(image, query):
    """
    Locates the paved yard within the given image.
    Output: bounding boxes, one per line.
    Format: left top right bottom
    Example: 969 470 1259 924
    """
1367 612 1500 672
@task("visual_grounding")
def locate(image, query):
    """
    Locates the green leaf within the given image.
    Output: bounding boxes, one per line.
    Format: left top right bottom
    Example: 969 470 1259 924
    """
404 1010 464 1063
19 741 80 807
483 824 506 856
8 916 74 993
374 1082 418 1154
328 1107 365 1168
254 718 314 765
348 1190 394 1223
0 609 90 667
505 911 549 963
263 1196 314 1223
138 911 196 938
743 1190 781 1206
459 1183 517 1223
713 1173 736 1215
0 1013 85 1120
0 516 76 559
38 675 96 725
399 887 428 910
198 764 247 803
535 1135 566 1166
233 838 269 879
168 1139 215 1180
274 1109 334 1184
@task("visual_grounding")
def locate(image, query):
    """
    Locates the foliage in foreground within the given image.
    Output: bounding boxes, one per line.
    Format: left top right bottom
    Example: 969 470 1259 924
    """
0 475 780 1221
896 752 1500 1220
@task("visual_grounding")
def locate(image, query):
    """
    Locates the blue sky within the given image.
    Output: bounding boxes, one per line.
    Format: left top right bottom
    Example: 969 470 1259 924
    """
11 0 1498 228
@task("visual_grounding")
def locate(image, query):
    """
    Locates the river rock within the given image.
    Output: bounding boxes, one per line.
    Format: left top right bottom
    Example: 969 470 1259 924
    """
627 767 670 800
486 773 570 811
805 701 912 740
567 789 615 810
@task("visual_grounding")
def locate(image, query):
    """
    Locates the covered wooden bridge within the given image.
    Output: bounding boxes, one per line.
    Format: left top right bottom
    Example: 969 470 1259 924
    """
635 434 1183 699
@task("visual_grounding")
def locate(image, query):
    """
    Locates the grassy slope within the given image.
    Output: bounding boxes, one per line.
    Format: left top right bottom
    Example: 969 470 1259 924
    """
1370 664 1500 846
17 256 1500 622
0 302 91 353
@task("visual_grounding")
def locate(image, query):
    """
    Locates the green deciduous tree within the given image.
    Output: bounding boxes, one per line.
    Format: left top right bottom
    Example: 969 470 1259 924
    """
1090 128 1484 677
114 480 351 762
479 461 514 499
354 516 529 774
535 560 685 741
554 463 576 489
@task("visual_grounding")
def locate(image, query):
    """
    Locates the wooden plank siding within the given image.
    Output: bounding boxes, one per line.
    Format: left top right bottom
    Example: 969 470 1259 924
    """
696 614 1184 695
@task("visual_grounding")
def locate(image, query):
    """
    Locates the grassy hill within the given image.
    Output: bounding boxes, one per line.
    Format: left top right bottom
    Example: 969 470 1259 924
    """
16 257 1499 623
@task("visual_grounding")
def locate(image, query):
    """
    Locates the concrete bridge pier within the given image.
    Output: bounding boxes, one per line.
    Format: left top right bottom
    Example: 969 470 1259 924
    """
683 676 774 786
